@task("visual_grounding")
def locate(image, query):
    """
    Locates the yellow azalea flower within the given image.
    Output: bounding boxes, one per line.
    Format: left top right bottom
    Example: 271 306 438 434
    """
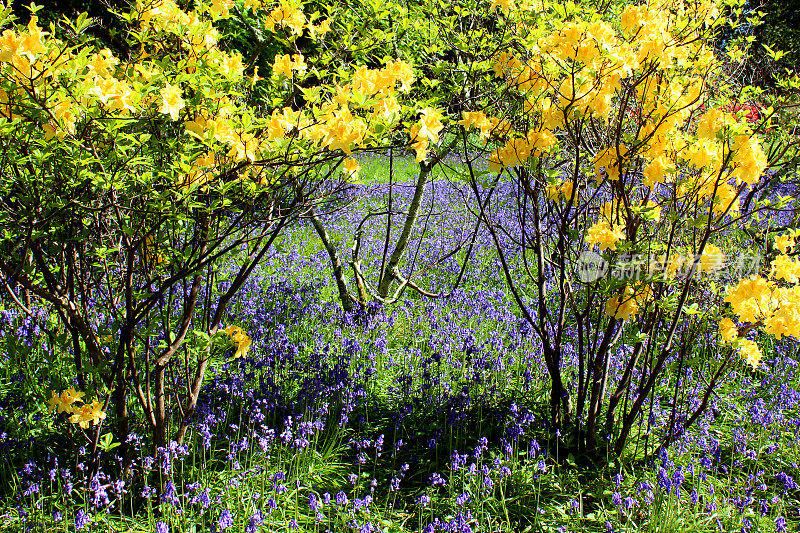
685 139 720 171
699 243 725 274
224 325 252 358
308 18 331 39
545 179 574 202
352 65 376 95
386 59 414 92
775 234 795 254
185 113 212 140
227 134 260 163
0 88 12 119
664 254 686 280
209 0 234 19
86 48 118 77
725 277 775 324
489 137 534 171
643 156 670 188
738 339 762 370
47 388 85 414
416 107 444 144
594 145 627 181
730 135 768 185
490 0 516 15
560 180 574 200
269 54 306 80
545 182 560 201
771 254 800 284
713 184 739 217
159 83 184 121
219 53 244 79
719 317 738 342
696 108 735 139
586 220 625 251
765 289 800 339
46 391 60 412
605 285 639 321
21 17 46 59
292 54 307 76
90 77 123 106
0 29 24 64
269 5 306 35
459 111 497 141
459 111 488 130
372 96 400 120
526 129 556 154
249 65 264 87
52 98 77 134
492 51 521 79
69 400 107 429
273 54 294 79
620 4 645 35
409 123 429 162
342 157 359 181
324 113 366 155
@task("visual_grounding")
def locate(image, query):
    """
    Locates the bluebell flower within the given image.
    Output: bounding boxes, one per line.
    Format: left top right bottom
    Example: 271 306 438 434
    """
218 509 233 531
75 509 90 531
429 472 446 487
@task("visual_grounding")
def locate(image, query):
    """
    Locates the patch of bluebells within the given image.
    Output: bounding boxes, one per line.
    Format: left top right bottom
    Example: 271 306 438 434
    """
1 179 800 531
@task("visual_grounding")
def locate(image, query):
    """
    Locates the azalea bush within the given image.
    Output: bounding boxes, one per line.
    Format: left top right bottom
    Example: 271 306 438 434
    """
0 0 429 466
392 0 800 457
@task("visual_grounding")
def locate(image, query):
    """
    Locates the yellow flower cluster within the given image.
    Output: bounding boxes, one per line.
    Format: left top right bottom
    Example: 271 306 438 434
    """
224 325 252 359
342 157 359 181
277 60 414 158
46 389 107 429
725 277 776 324
160 83 185 121
605 284 651 321
272 54 307 80
721 235 800 368
643 156 672 188
487 129 556 172
0 0 402 179
738 340 763 370
489 0 516 15
775 234 796 254
586 220 626 252
546 180 574 202
409 107 444 162
699 244 725 274
458 111 493 140
594 145 627 182
310 105 367 155
0 17 47 76
730 135 769 185
771 254 800 283
719 317 738 342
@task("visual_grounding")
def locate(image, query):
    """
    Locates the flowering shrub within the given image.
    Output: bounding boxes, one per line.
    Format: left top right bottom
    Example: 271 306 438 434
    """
400 0 800 455
0 0 428 458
